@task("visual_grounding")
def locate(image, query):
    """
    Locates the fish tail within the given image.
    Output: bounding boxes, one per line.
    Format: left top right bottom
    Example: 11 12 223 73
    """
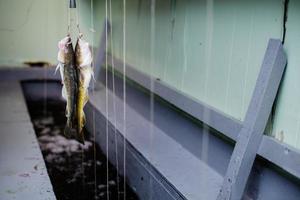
77 110 86 143
64 120 73 138
76 86 87 143
77 130 85 144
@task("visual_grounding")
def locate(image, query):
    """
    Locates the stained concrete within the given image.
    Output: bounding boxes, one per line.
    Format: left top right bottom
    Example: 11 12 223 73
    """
0 81 56 200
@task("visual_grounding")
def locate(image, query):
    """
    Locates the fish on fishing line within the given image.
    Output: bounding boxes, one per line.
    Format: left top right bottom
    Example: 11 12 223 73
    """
75 33 93 143
56 33 93 143
56 35 79 141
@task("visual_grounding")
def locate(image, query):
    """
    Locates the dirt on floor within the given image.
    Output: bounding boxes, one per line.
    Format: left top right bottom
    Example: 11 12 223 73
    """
26 99 138 200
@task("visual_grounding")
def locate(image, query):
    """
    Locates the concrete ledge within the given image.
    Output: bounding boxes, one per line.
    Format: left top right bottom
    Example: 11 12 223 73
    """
85 81 229 200
0 67 60 81
0 82 56 200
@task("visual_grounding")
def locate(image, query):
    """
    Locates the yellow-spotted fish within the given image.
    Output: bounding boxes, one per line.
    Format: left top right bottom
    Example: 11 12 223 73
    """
75 34 93 142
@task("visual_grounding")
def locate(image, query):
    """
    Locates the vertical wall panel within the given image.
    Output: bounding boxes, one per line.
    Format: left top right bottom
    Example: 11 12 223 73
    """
106 0 284 121
271 0 300 148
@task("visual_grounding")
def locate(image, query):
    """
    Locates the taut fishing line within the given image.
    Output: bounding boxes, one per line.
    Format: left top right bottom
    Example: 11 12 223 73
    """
109 0 121 199
148 3 183 199
105 0 110 199
181 4 188 90
76 0 81 34
43 0 48 117
89 0 98 198
201 0 214 193
67 2 71 35
224 10 236 114
75 1 86 195
241 13 254 118
122 0 127 199
149 0 156 198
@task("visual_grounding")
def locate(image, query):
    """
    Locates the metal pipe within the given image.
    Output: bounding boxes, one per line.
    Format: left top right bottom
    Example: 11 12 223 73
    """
69 0 76 8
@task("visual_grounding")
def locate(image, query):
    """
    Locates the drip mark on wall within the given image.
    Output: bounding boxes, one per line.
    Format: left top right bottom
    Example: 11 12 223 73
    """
170 0 177 40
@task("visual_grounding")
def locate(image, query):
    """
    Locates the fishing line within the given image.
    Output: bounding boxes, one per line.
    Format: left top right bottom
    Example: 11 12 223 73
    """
201 0 214 194
224 9 237 114
81 144 85 196
89 0 98 198
67 2 71 35
105 0 110 199
149 0 156 198
181 4 188 90
42 0 48 131
43 0 48 117
93 110 97 199
109 0 121 199
72 0 86 196
90 0 95 33
163 0 177 80
122 0 127 199
242 13 254 119
75 0 81 34
203 0 213 100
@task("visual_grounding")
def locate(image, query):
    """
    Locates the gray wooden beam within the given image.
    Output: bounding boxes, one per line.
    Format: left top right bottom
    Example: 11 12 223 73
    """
0 67 60 81
217 39 287 200
258 135 300 179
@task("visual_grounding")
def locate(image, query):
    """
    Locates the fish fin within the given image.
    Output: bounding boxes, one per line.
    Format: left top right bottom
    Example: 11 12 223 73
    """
76 122 85 144
76 111 86 144
77 135 85 144
78 127 85 144
55 64 60 74
91 69 96 82
55 63 63 75
82 112 86 126
65 107 68 117
83 91 89 106
64 122 72 138
62 85 67 100
55 63 65 85
77 130 85 144
77 111 86 131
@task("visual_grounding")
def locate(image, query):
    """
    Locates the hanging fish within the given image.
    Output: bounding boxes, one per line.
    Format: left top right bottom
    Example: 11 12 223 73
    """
75 34 93 142
56 36 78 139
